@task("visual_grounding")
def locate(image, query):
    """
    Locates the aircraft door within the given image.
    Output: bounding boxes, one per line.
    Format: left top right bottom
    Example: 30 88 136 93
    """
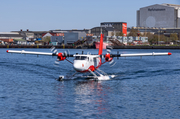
93 58 98 67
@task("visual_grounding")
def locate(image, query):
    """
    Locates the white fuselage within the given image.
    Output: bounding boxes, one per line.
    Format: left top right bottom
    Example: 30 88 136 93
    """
73 54 101 72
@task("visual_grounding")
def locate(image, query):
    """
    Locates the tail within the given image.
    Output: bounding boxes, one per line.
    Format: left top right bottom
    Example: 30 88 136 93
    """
98 33 104 55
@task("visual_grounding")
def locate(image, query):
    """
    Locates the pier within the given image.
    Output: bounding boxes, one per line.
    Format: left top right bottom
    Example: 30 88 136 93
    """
0 45 95 49
1 45 180 49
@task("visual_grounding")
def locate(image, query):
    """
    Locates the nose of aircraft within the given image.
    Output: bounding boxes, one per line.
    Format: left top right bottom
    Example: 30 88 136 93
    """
73 63 80 71
73 62 85 71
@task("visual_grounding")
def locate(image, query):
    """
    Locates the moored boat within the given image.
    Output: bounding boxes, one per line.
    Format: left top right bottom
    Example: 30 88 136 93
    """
95 41 110 49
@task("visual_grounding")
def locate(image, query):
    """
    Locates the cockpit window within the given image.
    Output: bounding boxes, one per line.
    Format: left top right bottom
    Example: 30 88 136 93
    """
81 56 87 60
75 56 81 60
75 56 87 60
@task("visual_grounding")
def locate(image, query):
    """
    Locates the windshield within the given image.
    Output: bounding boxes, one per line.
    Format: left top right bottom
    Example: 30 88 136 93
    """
75 56 87 60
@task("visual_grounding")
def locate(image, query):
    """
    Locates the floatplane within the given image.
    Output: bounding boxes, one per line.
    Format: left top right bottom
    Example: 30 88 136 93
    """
6 33 172 81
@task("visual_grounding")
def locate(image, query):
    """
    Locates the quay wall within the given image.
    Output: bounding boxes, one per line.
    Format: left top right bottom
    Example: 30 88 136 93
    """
0 45 74 49
1 45 180 49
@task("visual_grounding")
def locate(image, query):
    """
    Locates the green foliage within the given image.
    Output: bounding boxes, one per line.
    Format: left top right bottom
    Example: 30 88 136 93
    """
111 32 114 36
146 32 154 39
148 34 158 45
159 35 167 41
111 31 124 36
127 29 179 45
170 33 178 42
42 36 51 42
128 28 141 37
116 32 124 36
147 33 179 45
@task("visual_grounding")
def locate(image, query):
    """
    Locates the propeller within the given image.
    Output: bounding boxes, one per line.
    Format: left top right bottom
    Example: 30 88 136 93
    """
105 46 116 67
50 46 71 66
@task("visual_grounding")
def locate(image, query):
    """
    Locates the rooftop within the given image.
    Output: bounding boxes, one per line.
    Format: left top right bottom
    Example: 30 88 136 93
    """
162 3 180 8
0 34 23 37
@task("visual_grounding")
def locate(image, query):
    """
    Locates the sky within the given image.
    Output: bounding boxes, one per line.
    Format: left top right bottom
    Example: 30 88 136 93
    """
0 0 179 32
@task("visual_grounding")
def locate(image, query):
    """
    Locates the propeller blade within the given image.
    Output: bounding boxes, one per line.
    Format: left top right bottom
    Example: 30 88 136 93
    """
50 46 58 54
107 46 113 54
50 46 60 66
54 59 60 67
107 49 111 54
109 59 116 67
64 50 70 58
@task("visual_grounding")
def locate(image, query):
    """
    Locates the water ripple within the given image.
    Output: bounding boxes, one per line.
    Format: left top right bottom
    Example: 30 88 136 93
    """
1 49 180 118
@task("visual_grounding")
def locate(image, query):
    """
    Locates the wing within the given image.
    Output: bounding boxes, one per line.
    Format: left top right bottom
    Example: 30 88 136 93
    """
111 52 172 57
6 50 74 57
6 50 56 56
6 50 74 63
103 52 171 62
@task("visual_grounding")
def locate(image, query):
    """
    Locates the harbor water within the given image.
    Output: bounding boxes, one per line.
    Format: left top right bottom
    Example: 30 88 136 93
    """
0 48 180 118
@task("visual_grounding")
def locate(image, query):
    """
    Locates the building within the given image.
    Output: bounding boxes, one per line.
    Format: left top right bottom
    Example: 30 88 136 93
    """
137 3 180 28
12 29 48 41
0 32 23 43
117 36 149 45
13 39 27 45
101 22 127 36
50 29 90 34
51 36 63 45
90 27 114 36
50 32 87 45
90 22 127 36
64 32 86 45
42 32 56 38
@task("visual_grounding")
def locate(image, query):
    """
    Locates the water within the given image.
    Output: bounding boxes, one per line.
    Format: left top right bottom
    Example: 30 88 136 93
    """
0 48 180 118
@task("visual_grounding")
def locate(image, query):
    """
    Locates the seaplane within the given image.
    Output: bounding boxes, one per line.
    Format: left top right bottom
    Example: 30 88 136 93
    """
6 33 172 81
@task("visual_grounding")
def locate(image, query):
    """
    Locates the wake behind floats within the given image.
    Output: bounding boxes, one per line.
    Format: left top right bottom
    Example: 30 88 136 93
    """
6 32 172 80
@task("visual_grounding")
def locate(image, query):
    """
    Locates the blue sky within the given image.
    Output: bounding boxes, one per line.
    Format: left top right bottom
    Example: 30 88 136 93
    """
0 0 179 32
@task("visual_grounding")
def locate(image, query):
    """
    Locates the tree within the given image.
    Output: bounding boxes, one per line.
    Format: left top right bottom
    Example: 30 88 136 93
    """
111 32 114 36
128 28 141 37
116 32 124 36
159 35 167 42
170 33 178 42
42 36 51 42
148 34 158 45
146 32 154 39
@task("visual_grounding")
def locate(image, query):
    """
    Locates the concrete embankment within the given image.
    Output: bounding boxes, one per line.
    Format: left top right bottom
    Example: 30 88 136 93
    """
0 45 74 49
1 45 180 49
0 45 95 49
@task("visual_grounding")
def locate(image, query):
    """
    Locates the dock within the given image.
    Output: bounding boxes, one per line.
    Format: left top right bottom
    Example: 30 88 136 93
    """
1 45 180 49
0 45 95 49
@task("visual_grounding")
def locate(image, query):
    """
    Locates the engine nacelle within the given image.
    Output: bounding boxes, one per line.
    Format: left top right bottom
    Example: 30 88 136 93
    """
105 53 113 62
57 53 66 61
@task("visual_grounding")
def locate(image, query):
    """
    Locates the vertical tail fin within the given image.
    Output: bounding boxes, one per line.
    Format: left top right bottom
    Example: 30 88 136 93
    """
98 33 104 55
